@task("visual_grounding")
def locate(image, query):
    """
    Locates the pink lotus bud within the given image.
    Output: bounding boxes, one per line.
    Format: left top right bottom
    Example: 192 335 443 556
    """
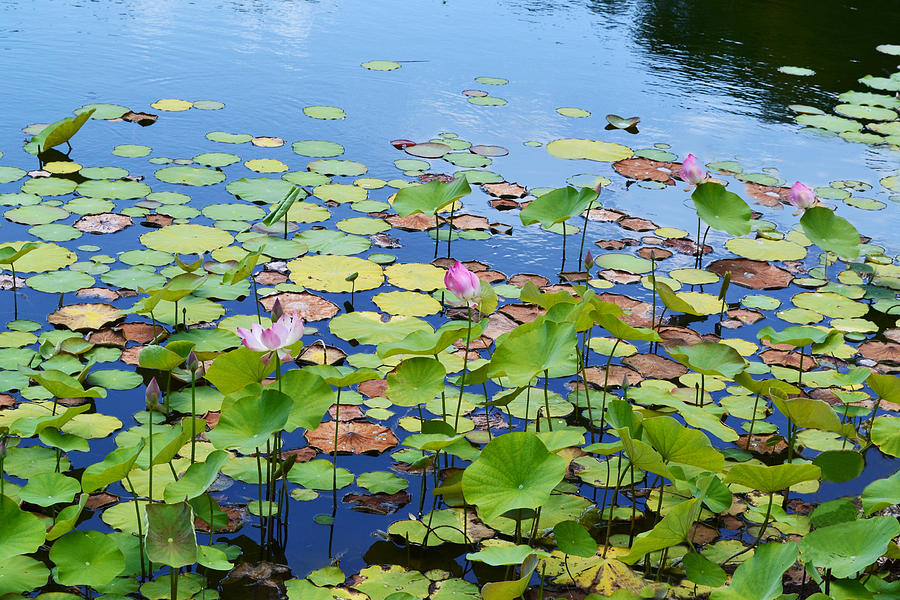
444 260 481 303
788 182 815 210
584 251 594 270
271 298 284 321
186 351 199 373
145 377 161 411
680 154 707 185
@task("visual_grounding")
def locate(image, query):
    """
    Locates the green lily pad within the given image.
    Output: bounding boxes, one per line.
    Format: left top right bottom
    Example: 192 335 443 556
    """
362 60 401 71
193 152 240 168
296 229 370 255
726 237 806 261
833 104 897 121
778 66 815 76
21 178 77 196
308 159 367 176
373 291 442 316
49 530 125 587
314 183 367 204
75 103 130 120
26 270 94 293
19 472 81 506
556 107 590 118
77 179 150 199
206 131 252 144
155 166 226 186
546 138 633 162
5 204 68 225
288 255 382 291
797 114 862 133
112 144 151 158
141 224 233 254
292 139 344 157
468 96 507 106
303 105 346 120
0 166 27 183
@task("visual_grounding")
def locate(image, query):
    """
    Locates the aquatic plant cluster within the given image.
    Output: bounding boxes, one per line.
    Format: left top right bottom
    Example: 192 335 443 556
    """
0 51 899 600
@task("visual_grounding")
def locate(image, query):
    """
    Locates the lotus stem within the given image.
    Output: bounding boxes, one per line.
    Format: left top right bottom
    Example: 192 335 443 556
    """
251 276 261 325
10 262 17 319
170 568 178 600
148 413 154 503
747 392 761 439
723 491 773 565
125 476 146 580
597 339 621 437
695 217 702 267
560 221 567 273
650 258 657 329
798 347 805 386
603 457 631 557
447 204 455 258
190 371 197 464
333 388 341 516
433 213 440 259
543 369 553 432
255 448 264 549
453 305 474 432
699 226 711 268
578 200 594 270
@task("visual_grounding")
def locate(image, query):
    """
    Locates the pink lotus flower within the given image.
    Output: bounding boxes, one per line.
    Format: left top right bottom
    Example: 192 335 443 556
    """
237 312 304 362
444 260 481 304
145 376 162 412
788 181 816 211
680 154 707 185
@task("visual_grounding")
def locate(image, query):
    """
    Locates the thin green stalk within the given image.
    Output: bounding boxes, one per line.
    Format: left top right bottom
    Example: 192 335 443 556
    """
597 339 622 436
252 276 261 325
542 369 553 432
125 475 146 581
148 414 154 503
560 222 567 273
447 204 455 258
190 370 197 464
453 305 474 432
10 261 17 320
603 458 631 557
333 388 342 515
723 491 774 565
170 568 178 600
747 392 761 439
578 199 594 270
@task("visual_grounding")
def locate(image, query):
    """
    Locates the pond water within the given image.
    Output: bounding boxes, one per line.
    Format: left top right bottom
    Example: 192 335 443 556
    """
0 0 899 596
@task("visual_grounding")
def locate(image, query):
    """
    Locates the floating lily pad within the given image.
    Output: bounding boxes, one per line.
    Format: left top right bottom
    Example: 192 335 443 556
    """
227 177 298 203
297 229 370 255
303 105 346 120
314 183 367 204
288 255 383 292
405 143 451 159
778 66 815 76
5 204 68 225
308 159 367 176
373 291 442 316
725 238 806 261
385 262 446 291
797 114 862 132
834 104 897 121
206 131 252 144
112 144 151 158
362 60 401 71
193 152 240 168
474 76 508 85
557 107 590 118
291 139 344 158
21 178 77 196
155 166 226 186
141 224 233 254
245 158 288 173
75 103 130 120
468 96 507 106
27 270 95 294
546 138 633 162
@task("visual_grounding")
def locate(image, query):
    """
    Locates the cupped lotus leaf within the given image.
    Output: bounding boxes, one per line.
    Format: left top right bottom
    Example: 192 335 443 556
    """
800 206 860 260
5 204 69 225
303 105 346 120
862 470 900 515
308 159 367 176
288 255 382 292
207 131 252 144
207 389 292 452
710 542 798 600
357 471 408 494
546 138 633 162
362 60 401 70
112 144 151 157
193 152 240 168
9 403 93 437
620 498 701 564
49 530 125 587
799 517 899 579
19 472 81 506
377 321 469 358
27 270 95 293
666 342 746 378
792 291 866 318
142 224 233 254
488 318 577 387
145 501 198 568
155 165 226 186
30 109 94 152
287 458 354 490
725 237 806 261
692 182 752 236
81 442 144 493
374 291 441 316
520 185 597 228
683 552 728 588
462 432 567 522
723 463 820 493
606 114 641 129
386 356 446 407
76 179 150 199
47 302 123 331
245 158 288 173
75 103 129 120
21 177 77 196
384 262 446 291
0 554 50 595
641 416 724 473
797 113 862 132
393 176 471 216
0 494 47 560
812 449 864 483
871 416 900 456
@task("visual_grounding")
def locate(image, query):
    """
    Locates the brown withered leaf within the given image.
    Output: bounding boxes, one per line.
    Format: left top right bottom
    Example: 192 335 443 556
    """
481 181 527 198
736 434 788 455
613 158 676 184
297 343 346 366
343 491 411 515
586 208 625 222
599 270 641 285
386 213 442 231
726 308 765 325
86 492 119 510
453 214 491 230
0 394 15 408
74 213 133 234
560 271 589 283
417 173 455 183
122 111 158 126
304 420 399 454
859 341 900 363
358 378 388 398
142 214 173 228
48 303 124 332
622 353 688 380
744 182 789 207
254 270 288 286
760 349 817 370
476 270 506 284
76 287 119 301
489 198 521 211
637 247 672 260
619 217 658 231
584 365 643 388
657 326 703 347
500 303 546 324
196 505 248 534
118 322 166 344
370 233 402 248
87 328 127 347
707 258 793 290
260 291 339 322
328 403 365 421
508 273 549 288
663 237 712 256
120 346 143 365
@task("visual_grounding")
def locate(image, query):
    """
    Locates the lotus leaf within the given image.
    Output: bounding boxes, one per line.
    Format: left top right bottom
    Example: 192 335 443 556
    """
710 542 797 600
142 224 233 254
50 530 125 587
288 255 382 292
